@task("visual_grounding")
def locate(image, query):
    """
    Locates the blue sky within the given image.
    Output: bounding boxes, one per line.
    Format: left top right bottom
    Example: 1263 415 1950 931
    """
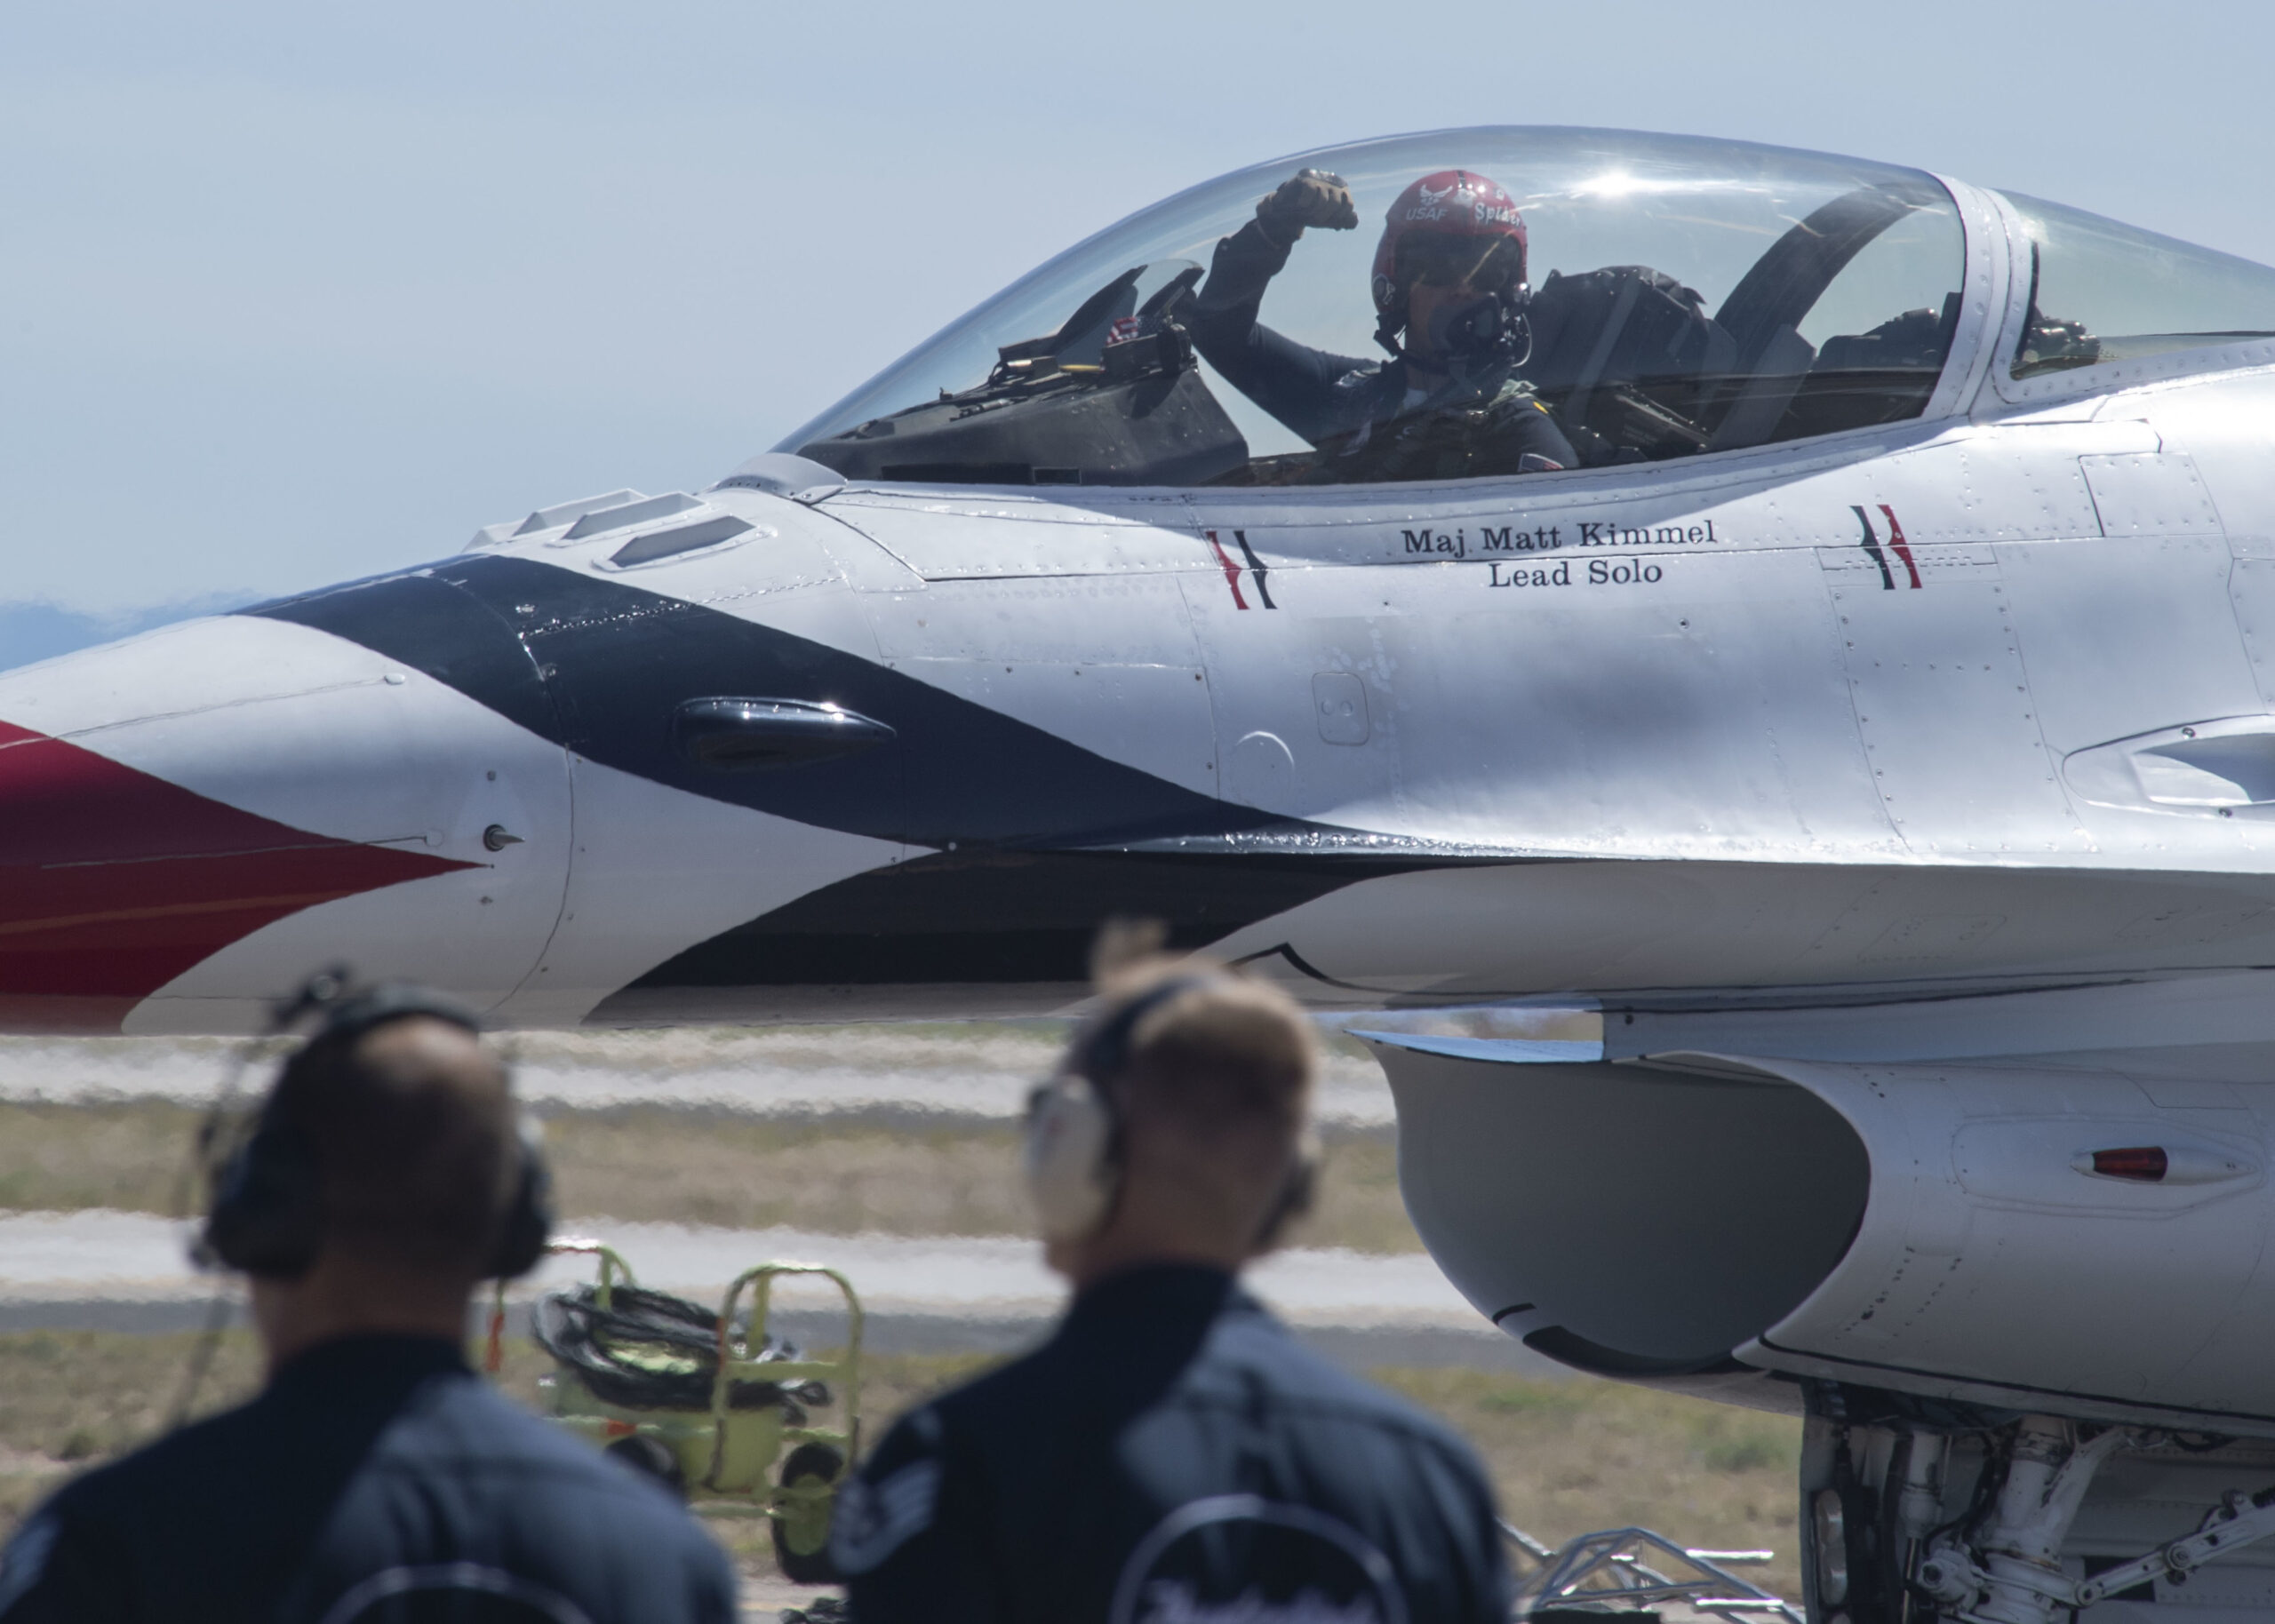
3 1 2270 652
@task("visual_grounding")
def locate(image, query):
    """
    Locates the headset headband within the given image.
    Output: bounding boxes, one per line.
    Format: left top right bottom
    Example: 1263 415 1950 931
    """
197 971 532 1281
283 977 483 1056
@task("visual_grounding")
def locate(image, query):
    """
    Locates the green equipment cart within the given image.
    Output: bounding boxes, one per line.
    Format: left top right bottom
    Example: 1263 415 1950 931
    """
490 1238 864 1582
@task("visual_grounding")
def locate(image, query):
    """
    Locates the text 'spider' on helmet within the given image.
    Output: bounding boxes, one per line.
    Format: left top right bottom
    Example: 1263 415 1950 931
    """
1370 170 1529 330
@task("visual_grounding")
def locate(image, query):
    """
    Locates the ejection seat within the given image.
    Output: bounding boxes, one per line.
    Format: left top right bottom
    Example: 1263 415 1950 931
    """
1524 179 1960 464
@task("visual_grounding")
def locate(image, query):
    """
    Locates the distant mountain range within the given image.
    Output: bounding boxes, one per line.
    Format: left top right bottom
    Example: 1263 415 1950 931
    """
0 593 252 674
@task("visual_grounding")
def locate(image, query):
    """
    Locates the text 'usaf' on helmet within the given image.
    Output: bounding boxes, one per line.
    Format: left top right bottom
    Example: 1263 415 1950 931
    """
1369 170 1529 318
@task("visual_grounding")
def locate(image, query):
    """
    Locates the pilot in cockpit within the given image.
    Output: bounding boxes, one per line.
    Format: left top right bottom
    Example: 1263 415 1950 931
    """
1188 167 1577 482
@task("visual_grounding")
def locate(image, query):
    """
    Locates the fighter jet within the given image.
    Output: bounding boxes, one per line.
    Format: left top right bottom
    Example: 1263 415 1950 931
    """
11 124 2275 1622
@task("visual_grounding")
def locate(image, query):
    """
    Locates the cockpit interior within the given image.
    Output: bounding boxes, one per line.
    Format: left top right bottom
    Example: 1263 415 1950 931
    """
780 129 2275 491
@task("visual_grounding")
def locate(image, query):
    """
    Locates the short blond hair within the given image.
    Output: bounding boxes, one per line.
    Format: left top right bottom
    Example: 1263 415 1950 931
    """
1080 923 1318 1142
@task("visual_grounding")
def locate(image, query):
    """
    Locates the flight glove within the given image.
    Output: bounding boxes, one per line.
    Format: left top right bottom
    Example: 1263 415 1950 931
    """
1257 169 1359 245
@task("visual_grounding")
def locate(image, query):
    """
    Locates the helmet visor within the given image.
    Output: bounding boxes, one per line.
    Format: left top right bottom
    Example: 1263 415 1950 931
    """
1397 233 1521 292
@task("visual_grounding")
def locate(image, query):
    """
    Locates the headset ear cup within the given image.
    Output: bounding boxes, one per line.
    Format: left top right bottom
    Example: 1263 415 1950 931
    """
202 1118 324 1279
484 1118 555 1280
1023 1078 1118 1243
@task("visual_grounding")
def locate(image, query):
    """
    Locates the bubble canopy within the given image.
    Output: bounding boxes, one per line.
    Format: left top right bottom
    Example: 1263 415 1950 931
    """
2004 192 2275 379
779 127 1973 489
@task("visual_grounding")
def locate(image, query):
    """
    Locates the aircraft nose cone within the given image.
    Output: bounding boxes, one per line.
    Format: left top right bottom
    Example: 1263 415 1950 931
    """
0 715 471 1033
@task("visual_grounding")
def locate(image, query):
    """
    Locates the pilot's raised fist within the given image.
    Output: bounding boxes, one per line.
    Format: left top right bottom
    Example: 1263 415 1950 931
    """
1257 169 1359 241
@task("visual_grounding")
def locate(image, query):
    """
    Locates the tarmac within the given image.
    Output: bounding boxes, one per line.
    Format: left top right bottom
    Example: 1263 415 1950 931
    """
0 1207 1562 1373
0 1030 1401 1126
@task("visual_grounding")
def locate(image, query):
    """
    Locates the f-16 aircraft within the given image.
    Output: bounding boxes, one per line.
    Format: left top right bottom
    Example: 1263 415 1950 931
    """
12 123 2275 1624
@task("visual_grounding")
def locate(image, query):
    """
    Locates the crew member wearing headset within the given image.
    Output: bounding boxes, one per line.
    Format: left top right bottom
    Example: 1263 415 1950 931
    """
1187 166 1577 482
832 934 1512 1624
0 983 737 1624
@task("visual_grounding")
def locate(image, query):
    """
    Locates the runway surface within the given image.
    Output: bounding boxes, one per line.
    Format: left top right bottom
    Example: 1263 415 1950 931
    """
0 1031 1401 1126
0 1208 1464 1318
0 1208 1561 1373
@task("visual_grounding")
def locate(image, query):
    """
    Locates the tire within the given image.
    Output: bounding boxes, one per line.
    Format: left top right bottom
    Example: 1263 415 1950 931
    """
772 1442 846 1583
603 1434 686 1499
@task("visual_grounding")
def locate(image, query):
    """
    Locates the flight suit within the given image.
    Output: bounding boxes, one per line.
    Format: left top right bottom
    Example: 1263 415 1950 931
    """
0 1334 737 1623
1187 216 1577 474
834 1264 1511 1624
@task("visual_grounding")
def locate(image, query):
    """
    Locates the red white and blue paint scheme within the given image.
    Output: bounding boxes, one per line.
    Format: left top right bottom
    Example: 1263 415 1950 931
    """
12 128 2275 1616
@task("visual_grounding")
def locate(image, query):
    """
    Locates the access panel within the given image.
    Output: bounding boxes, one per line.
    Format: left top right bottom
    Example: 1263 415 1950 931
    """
1822 540 2092 856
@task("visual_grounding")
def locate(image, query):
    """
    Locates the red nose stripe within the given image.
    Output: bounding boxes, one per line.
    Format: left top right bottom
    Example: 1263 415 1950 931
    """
0 720 473 1031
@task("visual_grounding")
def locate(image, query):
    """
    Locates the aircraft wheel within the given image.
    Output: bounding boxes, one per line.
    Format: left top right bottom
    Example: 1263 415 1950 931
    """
604 1433 687 1499
773 1442 846 1583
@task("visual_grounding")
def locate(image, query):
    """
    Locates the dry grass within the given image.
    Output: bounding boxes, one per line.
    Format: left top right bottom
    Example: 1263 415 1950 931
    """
0 1100 1419 1253
0 1332 1798 1601
551 1110 1036 1237
0 1327 266 1532
541 1109 1410 1254
0 1100 205 1214
1374 1367 1804 1604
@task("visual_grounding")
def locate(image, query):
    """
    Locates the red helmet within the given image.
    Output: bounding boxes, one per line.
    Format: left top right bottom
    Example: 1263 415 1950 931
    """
1370 170 1529 318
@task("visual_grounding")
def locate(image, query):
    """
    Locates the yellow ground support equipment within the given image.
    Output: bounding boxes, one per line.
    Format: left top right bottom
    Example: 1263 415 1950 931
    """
488 1238 864 1581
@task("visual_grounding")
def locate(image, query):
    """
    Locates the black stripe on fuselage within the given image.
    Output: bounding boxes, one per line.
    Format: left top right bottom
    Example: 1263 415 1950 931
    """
628 846 1450 987
251 555 1308 849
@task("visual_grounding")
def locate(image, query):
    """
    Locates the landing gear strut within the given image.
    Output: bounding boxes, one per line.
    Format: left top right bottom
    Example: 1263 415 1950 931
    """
1802 1386 2275 1624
